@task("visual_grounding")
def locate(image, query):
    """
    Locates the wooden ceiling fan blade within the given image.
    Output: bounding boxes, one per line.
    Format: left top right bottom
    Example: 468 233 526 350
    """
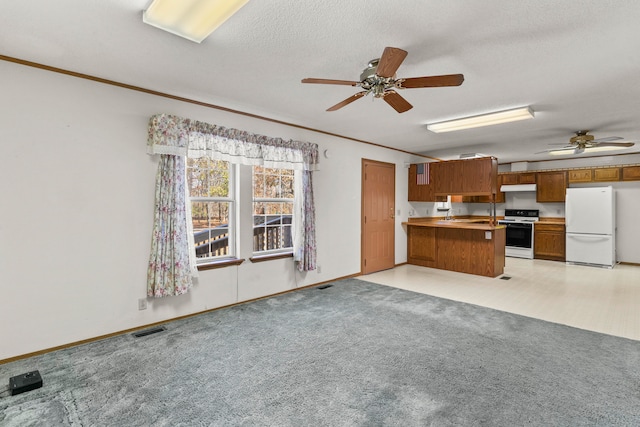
302 78 359 86
376 47 408 78
399 74 465 89
383 91 413 113
326 91 367 111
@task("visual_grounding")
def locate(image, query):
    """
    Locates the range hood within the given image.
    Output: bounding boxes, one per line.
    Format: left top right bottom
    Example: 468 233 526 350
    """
500 184 537 192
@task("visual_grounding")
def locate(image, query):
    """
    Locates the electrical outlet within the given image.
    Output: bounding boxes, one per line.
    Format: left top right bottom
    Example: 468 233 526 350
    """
138 298 147 310
317 265 322 274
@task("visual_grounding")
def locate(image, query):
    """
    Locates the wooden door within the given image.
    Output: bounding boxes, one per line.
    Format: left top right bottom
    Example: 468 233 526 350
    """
362 159 395 274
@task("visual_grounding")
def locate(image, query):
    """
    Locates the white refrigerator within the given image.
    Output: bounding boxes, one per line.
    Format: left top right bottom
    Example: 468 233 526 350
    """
565 186 616 268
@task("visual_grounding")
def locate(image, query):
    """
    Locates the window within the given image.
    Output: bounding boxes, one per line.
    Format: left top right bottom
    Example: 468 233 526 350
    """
187 158 235 262
252 166 294 254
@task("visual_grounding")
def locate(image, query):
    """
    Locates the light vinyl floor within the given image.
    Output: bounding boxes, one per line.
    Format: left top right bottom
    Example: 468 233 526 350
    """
358 258 640 341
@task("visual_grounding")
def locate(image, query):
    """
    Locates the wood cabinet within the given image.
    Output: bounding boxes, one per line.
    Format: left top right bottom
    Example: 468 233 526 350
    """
534 223 565 261
431 157 497 196
408 163 436 202
407 226 436 267
501 173 518 185
472 175 505 203
593 167 620 182
406 222 505 277
435 227 505 277
622 165 640 181
568 169 592 183
408 163 447 202
501 172 536 185
518 172 536 184
536 171 567 202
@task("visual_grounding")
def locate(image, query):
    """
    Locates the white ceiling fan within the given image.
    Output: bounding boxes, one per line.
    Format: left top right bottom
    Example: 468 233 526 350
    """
538 130 635 155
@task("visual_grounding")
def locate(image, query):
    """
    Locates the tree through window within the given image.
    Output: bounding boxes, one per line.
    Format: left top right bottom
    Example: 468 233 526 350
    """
187 158 235 260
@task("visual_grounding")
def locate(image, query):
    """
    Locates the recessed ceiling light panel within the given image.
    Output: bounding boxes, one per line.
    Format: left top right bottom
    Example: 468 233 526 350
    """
143 0 250 43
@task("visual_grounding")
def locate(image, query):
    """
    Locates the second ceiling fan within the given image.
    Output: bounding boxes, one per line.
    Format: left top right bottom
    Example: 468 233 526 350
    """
302 47 464 113
538 130 635 155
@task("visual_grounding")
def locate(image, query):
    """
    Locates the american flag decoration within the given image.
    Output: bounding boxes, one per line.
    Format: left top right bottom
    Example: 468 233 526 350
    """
416 163 430 185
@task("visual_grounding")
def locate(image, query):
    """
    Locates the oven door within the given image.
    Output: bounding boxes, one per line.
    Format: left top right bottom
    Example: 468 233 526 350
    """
503 222 533 249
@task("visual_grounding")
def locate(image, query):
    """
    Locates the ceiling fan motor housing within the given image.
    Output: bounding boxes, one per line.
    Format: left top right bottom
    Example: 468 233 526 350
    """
570 131 595 145
359 59 394 97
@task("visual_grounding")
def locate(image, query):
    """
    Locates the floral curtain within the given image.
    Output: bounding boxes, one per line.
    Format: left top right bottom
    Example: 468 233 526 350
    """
147 155 195 297
293 170 316 271
147 114 319 297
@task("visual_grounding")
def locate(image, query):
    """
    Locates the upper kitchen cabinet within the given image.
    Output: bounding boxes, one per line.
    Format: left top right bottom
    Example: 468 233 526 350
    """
569 167 621 183
473 174 505 203
408 163 436 202
622 165 640 181
431 157 498 196
536 171 567 202
593 167 620 182
501 172 536 185
568 169 593 183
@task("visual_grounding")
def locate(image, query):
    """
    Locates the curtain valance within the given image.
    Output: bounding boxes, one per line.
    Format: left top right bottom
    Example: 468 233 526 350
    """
147 113 318 170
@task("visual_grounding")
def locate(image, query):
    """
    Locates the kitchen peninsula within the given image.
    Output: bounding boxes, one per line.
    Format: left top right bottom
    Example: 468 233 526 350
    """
404 218 506 277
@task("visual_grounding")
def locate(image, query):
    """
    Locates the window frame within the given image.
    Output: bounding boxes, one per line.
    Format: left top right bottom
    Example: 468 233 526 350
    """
252 166 295 257
187 159 237 265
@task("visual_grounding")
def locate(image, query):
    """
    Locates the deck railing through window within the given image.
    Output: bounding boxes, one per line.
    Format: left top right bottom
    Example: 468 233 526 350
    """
193 215 292 258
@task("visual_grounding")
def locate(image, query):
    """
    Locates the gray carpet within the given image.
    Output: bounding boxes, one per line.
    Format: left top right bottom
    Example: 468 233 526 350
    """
1 279 639 426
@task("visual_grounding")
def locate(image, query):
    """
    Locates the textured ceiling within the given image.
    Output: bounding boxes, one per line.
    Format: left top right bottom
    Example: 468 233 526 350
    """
2 0 640 163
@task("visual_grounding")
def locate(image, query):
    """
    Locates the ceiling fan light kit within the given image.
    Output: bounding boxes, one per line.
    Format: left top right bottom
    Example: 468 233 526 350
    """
143 0 250 43
426 106 534 133
302 47 464 113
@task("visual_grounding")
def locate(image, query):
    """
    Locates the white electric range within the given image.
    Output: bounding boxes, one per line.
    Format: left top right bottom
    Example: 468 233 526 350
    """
498 209 539 259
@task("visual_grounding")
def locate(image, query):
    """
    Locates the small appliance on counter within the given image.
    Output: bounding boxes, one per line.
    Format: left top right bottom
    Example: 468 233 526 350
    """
565 186 616 268
498 209 539 259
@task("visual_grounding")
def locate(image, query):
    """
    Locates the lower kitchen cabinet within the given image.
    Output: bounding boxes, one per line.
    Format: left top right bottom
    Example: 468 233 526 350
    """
534 223 565 261
407 226 437 267
406 222 505 277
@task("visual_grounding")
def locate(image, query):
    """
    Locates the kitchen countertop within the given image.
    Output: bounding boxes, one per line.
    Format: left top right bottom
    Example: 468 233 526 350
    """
537 217 565 225
403 218 505 231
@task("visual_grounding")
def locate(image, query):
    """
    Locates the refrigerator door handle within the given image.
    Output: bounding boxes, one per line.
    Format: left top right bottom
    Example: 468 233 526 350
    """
567 234 611 242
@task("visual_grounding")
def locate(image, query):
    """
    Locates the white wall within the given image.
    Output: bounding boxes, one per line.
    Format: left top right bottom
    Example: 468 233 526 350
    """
0 60 417 360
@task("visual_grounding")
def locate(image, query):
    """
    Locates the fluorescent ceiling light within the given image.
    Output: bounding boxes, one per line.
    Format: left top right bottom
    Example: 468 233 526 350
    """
143 0 250 43
548 149 576 156
583 145 633 153
427 107 534 133
548 145 633 155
